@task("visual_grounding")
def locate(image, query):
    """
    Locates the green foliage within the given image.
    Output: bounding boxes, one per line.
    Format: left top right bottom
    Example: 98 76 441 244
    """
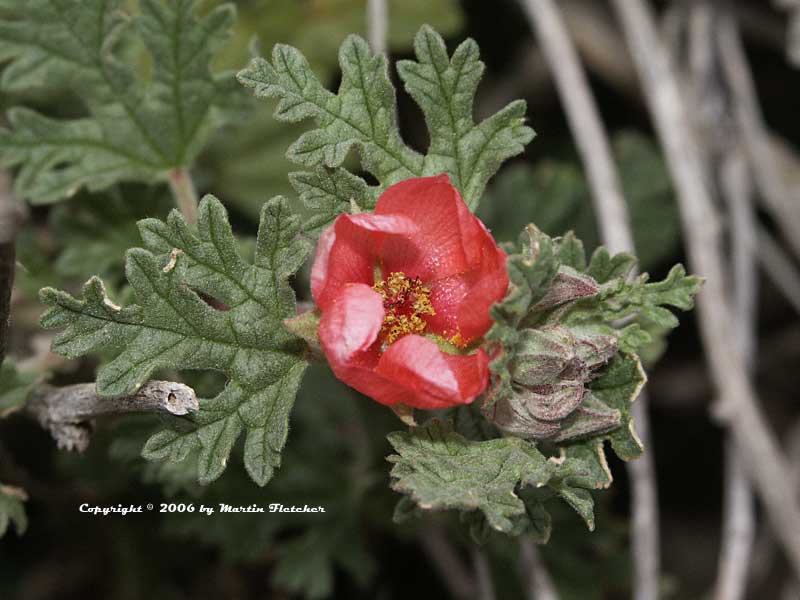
0 484 27 538
388 420 619 533
385 224 697 533
387 420 552 532
480 132 681 271
50 188 173 281
238 25 534 231
205 0 465 220
0 0 246 204
39 195 312 486
0 360 38 417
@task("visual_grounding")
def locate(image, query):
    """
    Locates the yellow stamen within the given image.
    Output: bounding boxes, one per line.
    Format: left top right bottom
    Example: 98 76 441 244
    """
373 271 435 344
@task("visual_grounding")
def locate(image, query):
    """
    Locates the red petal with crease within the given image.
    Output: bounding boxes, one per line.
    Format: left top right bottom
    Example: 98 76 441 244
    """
376 335 489 409
311 213 417 310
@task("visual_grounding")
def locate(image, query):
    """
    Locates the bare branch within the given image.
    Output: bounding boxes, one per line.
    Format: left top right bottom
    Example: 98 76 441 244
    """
717 16 800 262
418 525 476 600
520 0 634 256
757 227 800 316
520 539 559 600
471 548 496 600
25 380 199 452
611 0 800 578
519 2 659 598
367 0 388 56
715 130 757 600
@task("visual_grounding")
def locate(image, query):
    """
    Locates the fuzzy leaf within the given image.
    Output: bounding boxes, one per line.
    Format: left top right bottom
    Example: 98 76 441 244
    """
589 353 647 460
39 195 311 485
387 420 552 532
0 0 245 204
548 441 612 530
237 25 534 229
0 484 28 537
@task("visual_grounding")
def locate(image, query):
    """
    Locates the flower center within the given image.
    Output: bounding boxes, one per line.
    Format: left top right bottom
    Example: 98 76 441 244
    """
372 271 435 344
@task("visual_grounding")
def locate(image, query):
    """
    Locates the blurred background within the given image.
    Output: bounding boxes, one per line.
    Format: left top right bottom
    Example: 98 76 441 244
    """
1 0 800 598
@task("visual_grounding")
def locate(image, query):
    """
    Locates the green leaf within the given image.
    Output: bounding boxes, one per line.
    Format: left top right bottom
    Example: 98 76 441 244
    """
40 195 311 485
548 441 612 531
0 360 38 417
0 0 246 204
0 484 28 537
387 420 553 532
590 353 647 461
569 262 703 341
237 25 534 228
50 187 172 281
397 26 534 209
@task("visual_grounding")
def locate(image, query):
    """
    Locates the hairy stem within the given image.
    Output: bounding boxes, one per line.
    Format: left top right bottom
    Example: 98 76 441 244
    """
367 0 388 56
168 168 199 225
418 525 476 600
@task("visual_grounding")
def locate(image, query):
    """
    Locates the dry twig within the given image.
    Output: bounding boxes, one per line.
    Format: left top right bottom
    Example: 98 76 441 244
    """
25 380 198 452
0 171 17 367
418 525 476 600
611 0 800 577
520 539 559 600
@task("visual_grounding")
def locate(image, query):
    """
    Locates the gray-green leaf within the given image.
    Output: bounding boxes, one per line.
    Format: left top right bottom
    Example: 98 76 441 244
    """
0 0 246 204
40 195 311 485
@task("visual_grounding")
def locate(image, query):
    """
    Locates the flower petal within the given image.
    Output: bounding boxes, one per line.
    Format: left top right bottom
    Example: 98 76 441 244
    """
376 175 493 281
318 283 384 366
375 335 490 409
311 213 417 309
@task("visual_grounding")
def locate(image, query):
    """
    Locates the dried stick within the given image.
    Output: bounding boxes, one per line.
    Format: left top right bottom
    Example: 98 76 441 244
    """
715 146 757 600
367 0 388 56
471 548 496 600
757 227 800 315
519 2 658 598
684 6 757 598
25 380 199 452
717 16 800 262
520 539 559 600
611 0 800 577
418 525 476 600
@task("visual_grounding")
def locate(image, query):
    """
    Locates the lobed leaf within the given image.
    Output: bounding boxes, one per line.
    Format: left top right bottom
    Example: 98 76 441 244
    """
40 195 312 485
0 0 246 204
387 420 552 532
237 25 535 230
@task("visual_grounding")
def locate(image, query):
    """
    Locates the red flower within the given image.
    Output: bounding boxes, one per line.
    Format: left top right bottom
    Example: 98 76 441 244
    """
312 175 509 409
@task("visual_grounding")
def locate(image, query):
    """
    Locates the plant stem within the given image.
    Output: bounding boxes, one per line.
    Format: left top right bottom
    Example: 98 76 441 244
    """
168 168 199 224
367 0 388 56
